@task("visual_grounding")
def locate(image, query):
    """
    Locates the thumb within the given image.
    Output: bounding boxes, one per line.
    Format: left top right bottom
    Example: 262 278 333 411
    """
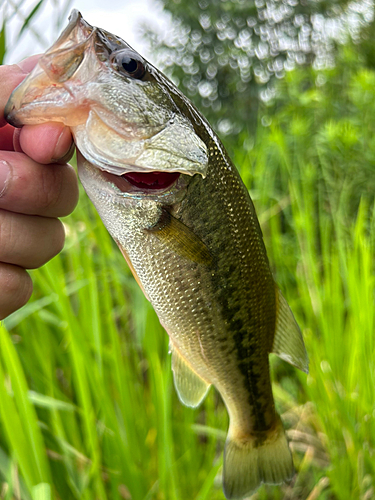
0 54 41 128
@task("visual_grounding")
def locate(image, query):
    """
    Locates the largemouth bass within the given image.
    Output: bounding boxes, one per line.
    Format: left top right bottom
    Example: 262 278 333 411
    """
5 10 308 499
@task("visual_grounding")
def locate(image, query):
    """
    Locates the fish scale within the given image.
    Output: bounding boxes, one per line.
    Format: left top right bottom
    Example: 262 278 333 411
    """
176 148 277 430
5 10 308 499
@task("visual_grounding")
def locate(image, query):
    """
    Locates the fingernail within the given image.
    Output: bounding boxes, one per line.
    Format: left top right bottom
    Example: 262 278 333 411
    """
13 129 23 153
52 141 76 165
52 127 75 164
0 160 11 197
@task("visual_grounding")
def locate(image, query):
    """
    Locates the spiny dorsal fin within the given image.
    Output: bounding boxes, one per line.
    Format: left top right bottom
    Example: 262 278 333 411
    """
272 288 309 373
147 209 213 267
170 343 211 408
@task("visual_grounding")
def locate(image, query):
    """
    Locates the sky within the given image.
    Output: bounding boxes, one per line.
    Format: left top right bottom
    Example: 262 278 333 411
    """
2 0 171 64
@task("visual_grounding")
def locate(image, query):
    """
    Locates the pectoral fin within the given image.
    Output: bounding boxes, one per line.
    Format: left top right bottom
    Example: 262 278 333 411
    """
272 288 309 373
170 343 211 408
147 209 213 267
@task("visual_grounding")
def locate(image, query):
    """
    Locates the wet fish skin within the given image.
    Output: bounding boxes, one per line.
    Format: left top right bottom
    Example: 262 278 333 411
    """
5 11 308 498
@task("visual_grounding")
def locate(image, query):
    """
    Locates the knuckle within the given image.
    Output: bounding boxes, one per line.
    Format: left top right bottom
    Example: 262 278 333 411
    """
37 166 63 212
0 211 15 259
51 164 79 217
0 211 65 270
51 219 65 256
61 165 79 216
0 266 33 320
28 219 65 269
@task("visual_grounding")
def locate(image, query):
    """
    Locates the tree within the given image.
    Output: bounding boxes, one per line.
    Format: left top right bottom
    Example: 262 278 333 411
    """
147 0 371 148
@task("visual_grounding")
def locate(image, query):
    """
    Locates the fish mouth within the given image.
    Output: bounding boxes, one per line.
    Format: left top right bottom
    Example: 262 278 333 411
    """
77 150 186 199
5 9 209 179
102 171 180 192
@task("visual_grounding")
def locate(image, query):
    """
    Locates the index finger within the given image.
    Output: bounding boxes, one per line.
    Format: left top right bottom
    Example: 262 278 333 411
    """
0 55 40 128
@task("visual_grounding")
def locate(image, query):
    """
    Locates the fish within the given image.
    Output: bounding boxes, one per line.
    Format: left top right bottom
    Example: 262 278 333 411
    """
5 10 308 499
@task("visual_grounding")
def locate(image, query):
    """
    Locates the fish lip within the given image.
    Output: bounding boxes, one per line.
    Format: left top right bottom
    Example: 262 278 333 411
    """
4 9 95 129
102 170 181 193
5 97 75 127
4 101 20 128
78 152 189 200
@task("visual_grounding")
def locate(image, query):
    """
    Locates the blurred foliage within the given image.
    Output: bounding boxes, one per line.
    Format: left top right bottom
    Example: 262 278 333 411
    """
147 0 373 147
0 26 5 64
243 42 375 222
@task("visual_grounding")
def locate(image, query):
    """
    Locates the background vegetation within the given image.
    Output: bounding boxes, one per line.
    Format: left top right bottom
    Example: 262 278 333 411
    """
0 1 374 499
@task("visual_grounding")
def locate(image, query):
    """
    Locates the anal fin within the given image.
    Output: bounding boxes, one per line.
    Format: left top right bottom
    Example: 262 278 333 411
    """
272 288 309 373
170 343 211 408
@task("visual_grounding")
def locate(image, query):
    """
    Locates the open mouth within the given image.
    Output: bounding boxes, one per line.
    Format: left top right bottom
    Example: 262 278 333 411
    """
103 171 180 192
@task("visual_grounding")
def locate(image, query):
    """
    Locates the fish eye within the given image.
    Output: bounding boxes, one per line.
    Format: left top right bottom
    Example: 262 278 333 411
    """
111 50 146 80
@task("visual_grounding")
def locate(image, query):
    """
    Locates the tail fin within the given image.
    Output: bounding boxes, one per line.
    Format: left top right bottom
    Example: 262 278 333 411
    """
223 415 294 499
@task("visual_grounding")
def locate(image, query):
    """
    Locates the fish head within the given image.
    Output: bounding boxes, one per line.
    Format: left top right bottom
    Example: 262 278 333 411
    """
5 9 209 194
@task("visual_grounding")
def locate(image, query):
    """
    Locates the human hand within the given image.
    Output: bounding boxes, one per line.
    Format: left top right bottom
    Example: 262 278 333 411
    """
0 55 79 319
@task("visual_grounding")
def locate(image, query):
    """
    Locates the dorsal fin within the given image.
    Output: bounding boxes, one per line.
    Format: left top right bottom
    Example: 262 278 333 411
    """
170 343 211 407
272 289 309 373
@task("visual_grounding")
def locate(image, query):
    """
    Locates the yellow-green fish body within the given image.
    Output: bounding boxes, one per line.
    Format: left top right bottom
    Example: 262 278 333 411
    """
5 11 308 498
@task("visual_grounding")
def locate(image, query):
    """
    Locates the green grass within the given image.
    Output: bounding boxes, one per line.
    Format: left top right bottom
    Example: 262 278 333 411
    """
1 140 374 499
